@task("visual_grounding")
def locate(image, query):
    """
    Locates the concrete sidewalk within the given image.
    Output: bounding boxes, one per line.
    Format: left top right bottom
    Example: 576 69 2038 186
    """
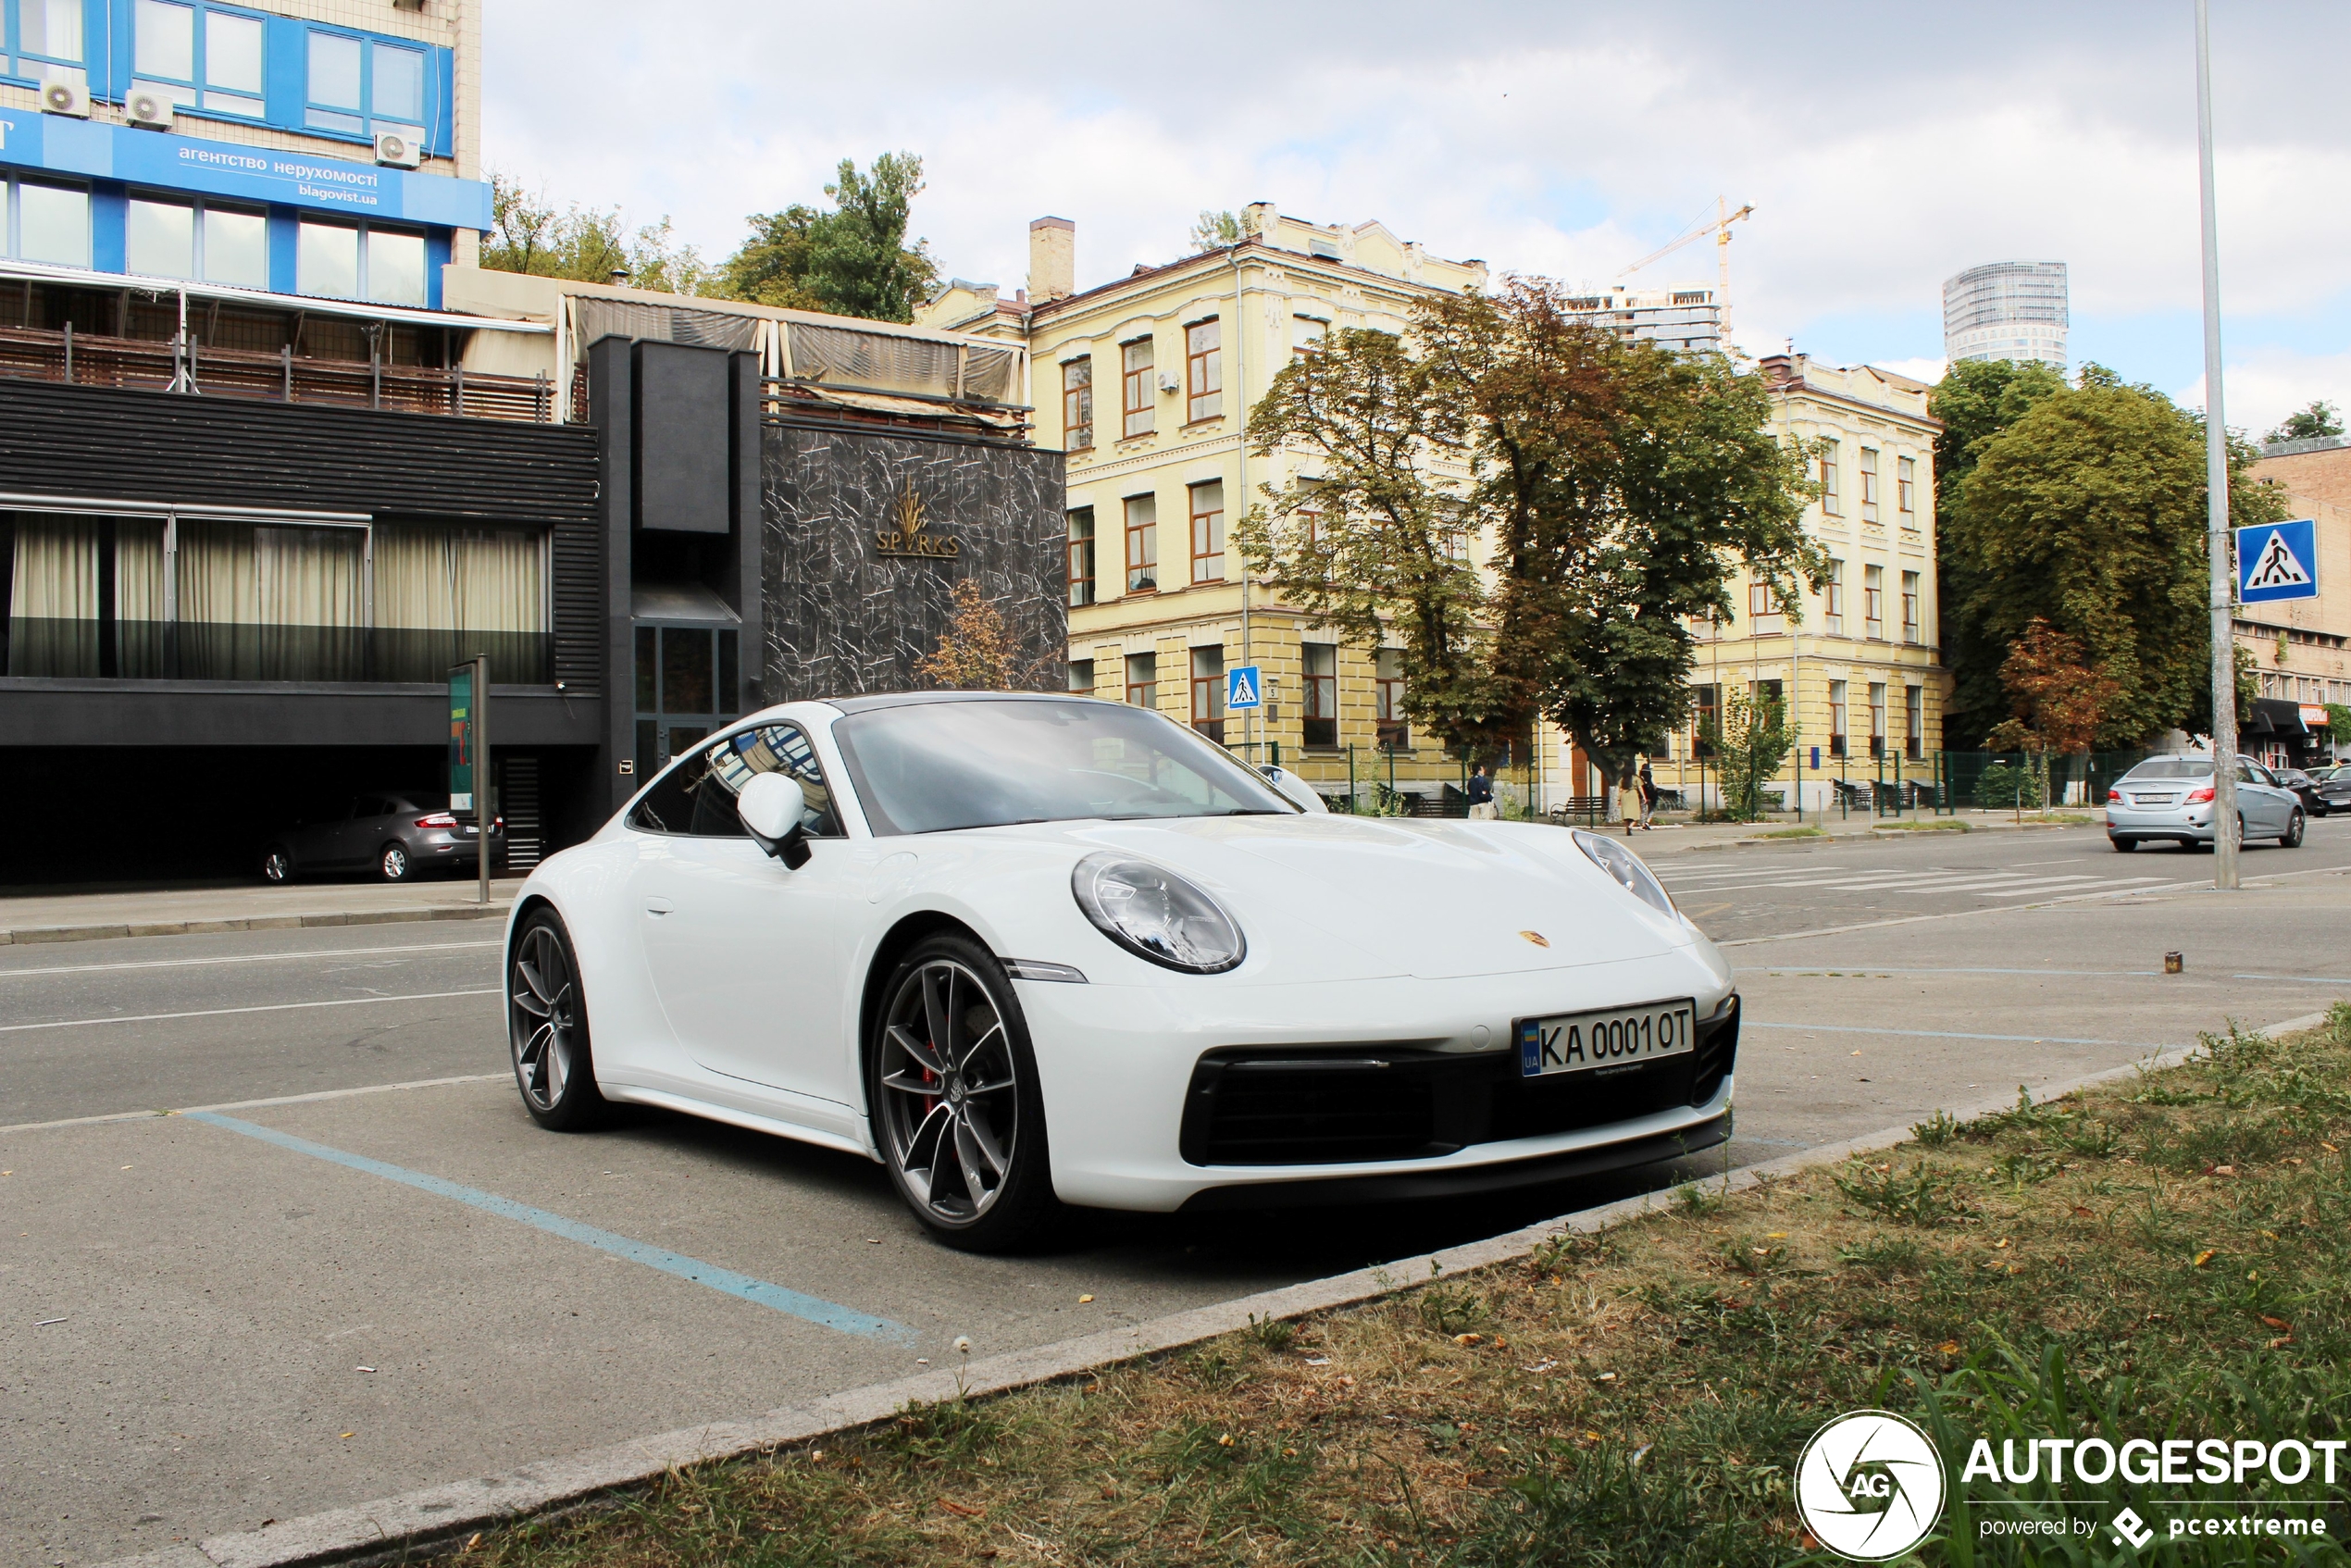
1586 807 2106 857
0 876 527 946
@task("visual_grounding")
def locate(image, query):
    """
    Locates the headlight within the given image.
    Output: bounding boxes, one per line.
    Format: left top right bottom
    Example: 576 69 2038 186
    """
1071 852 1246 973
1571 829 1678 919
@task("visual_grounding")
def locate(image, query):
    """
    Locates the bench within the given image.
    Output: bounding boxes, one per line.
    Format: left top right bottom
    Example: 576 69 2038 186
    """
1549 795 1610 826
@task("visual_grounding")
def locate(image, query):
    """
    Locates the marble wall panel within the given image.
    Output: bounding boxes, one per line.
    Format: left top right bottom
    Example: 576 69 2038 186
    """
761 426 1067 703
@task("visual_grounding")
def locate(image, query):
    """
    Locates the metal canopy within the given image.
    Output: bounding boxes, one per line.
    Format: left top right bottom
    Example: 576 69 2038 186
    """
0 258 553 333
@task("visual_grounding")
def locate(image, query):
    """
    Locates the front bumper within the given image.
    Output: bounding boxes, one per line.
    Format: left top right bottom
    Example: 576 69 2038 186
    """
1015 951 1737 1213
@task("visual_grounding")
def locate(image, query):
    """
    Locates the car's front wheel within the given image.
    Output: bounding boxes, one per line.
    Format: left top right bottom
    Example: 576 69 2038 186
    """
2283 809 2305 849
868 934 1059 1252
508 909 609 1130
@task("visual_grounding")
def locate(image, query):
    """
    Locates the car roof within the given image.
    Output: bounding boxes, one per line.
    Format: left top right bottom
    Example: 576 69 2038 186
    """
819 691 1122 715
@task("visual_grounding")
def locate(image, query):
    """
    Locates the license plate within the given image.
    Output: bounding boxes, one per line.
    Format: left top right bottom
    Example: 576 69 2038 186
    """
2130 793 2177 805
1517 1000 1696 1079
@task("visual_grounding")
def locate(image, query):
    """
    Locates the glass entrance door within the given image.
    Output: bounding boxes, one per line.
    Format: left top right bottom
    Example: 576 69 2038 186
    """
633 623 741 779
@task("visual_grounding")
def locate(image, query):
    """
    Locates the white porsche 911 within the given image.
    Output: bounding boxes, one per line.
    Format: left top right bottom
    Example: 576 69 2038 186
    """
504 692 1739 1251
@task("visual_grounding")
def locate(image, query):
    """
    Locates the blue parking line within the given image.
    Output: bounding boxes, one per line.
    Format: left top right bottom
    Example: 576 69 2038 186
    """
1744 1022 2178 1048
183 1111 913 1343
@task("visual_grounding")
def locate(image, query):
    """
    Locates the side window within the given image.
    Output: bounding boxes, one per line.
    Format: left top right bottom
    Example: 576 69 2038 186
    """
628 724 840 839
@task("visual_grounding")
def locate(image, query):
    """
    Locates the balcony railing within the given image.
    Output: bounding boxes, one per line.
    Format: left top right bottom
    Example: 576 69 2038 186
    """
0 324 557 422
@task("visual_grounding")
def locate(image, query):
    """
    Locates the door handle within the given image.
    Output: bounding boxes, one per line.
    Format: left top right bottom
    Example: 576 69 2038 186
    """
644 897 675 917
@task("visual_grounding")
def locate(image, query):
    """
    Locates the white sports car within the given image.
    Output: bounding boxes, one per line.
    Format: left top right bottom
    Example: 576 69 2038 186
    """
504 692 1739 1251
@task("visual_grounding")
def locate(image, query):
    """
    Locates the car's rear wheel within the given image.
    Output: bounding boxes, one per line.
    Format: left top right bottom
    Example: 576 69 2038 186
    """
260 845 292 883
2110 837 2137 852
868 934 1059 1252
2283 809 2305 849
378 842 414 882
508 909 609 1130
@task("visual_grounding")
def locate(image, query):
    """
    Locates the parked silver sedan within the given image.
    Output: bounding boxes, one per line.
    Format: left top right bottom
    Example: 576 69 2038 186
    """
2105 755 2306 852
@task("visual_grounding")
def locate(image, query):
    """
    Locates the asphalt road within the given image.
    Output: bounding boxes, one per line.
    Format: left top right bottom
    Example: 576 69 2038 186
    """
5 818 2347 1565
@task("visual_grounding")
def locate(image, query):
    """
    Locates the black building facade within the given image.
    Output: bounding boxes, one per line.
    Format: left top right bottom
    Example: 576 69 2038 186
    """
0 328 1063 882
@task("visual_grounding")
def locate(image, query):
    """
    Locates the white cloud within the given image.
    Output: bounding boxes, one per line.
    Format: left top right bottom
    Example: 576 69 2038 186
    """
480 2 2351 389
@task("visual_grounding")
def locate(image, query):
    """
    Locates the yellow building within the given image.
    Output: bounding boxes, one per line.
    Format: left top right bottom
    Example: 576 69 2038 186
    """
919 205 1490 806
1648 355 1951 814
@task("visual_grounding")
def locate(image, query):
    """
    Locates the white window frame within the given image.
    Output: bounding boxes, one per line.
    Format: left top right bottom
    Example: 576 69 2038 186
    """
124 190 269 287
296 217 430 306
6 172 93 268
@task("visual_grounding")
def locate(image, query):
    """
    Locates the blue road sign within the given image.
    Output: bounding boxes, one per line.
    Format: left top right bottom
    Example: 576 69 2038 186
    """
2238 518 2319 604
1226 665 1263 710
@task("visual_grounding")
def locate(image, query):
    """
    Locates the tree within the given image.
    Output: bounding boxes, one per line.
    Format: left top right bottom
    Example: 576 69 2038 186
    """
2264 399 2343 446
716 154 939 322
480 173 712 294
1703 692 1793 822
914 580 1056 691
1189 210 1242 252
1942 368 2288 747
1237 327 1510 750
1984 618 2121 810
1414 278 1822 790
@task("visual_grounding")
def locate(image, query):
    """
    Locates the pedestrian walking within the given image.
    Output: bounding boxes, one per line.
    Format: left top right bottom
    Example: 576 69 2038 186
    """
1638 760 1659 830
1466 765 1499 821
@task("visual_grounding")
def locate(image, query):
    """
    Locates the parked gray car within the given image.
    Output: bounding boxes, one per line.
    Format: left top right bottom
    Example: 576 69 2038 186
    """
261 793 503 884
2310 765 2351 815
2105 755 2306 852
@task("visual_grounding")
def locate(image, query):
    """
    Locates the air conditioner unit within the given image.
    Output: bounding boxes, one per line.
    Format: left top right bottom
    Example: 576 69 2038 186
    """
40 77 91 118
1158 371 1181 393
126 89 174 130
373 129 422 168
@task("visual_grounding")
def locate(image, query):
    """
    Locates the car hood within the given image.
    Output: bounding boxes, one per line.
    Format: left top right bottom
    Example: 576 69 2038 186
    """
999 814 1691 981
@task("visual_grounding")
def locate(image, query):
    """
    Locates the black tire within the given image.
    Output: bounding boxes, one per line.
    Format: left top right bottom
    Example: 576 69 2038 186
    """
260 845 292 883
2110 837 2137 852
507 908 610 1131
866 934 1061 1252
378 841 415 882
2283 810 2305 849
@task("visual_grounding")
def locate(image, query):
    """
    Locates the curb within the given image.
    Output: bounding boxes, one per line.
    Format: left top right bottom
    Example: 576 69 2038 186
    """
94 1002 2342 1568
1668 816 2099 852
0 902 511 947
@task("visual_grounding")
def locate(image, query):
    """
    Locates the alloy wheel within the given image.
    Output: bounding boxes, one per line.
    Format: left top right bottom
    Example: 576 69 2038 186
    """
876 958 1020 1226
261 848 290 883
382 845 410 880
510 924 578 1112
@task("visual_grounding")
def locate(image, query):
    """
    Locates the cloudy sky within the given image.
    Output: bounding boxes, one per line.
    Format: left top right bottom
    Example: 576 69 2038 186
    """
483 0 2351 437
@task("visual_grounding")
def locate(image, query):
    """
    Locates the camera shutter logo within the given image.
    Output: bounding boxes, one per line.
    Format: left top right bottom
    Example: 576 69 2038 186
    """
1795 1410 1947 1562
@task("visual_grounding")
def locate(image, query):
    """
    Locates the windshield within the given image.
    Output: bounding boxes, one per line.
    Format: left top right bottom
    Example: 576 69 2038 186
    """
2121 758 2214 781
831 698 1295 835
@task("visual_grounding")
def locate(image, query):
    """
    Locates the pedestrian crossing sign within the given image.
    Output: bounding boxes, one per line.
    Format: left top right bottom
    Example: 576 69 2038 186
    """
2237 518 2319 604
1226 665 1263 710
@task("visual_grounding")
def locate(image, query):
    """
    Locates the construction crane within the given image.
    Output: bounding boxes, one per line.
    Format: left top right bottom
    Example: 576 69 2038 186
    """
1617 197 1753 340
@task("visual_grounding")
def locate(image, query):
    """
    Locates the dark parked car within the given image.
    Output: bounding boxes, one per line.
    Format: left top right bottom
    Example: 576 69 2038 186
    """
2271 766 2332 817
2304 765 2351 814
261 794 503 884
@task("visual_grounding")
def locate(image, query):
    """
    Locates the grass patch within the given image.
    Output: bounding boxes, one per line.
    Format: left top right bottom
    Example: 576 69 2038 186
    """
1872 817 1970 832
448 1006 2351 1566
1749 826 1824 839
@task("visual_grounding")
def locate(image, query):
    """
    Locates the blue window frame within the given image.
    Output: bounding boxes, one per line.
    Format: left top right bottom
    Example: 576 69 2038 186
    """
304 25 425 139
5 0 90 81
129 0 266 119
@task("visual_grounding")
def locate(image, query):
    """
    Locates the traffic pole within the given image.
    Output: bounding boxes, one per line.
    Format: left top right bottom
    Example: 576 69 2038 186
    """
2196 0 2240 890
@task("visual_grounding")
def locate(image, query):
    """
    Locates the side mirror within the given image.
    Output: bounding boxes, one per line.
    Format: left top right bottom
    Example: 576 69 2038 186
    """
737 772 813 869
1261 766 1328 815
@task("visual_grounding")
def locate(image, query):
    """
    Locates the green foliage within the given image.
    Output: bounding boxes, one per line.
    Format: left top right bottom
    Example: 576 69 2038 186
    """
1702 692 1792 821
1832 1157 1972 1226
1937 365 2289 747
1911 1109 1962 1148
1189 209 1243 251
715 153 939 322
1417 280 1823 782
2326 702 2351 742
1238 327 1512 751
480 171 711 294
2264 398 2344 444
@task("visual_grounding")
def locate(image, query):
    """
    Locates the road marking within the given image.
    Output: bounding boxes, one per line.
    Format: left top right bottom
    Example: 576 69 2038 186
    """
1740 963 2351 987
0 1073 509 1136
182 1111 914 1343
0 939 501 979
1745 1022 2183 1048
0 989 499 1034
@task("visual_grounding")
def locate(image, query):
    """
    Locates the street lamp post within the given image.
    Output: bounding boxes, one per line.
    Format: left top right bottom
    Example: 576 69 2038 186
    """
2196 0 2241 890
